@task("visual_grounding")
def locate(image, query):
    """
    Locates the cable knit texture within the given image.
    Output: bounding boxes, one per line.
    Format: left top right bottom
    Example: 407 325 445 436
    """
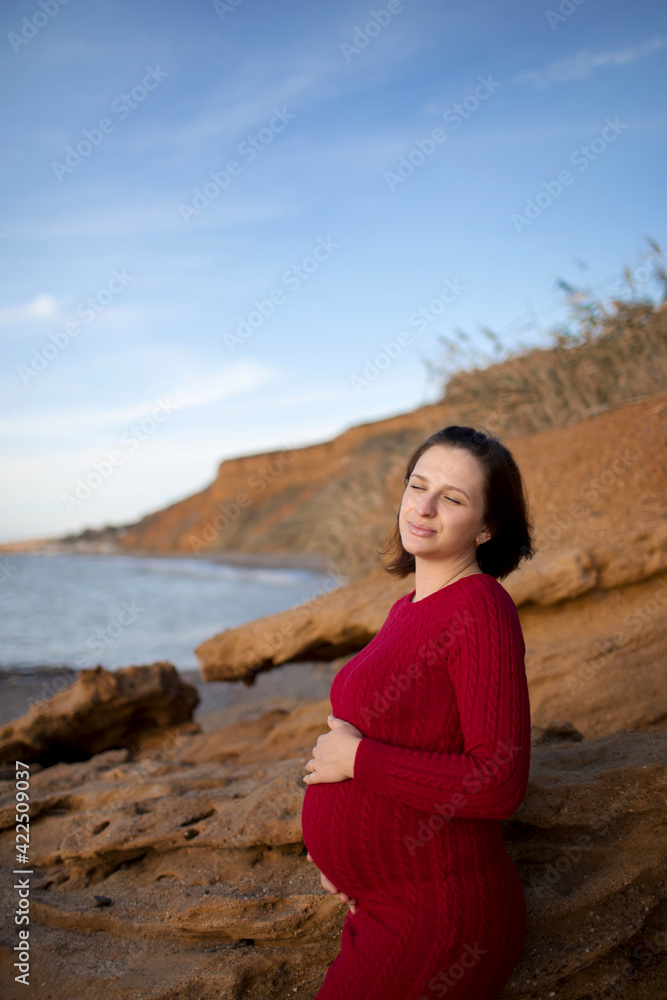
301 572 531 1000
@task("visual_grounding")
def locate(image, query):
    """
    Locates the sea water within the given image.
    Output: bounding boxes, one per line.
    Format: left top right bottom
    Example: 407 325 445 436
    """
0 552 339 671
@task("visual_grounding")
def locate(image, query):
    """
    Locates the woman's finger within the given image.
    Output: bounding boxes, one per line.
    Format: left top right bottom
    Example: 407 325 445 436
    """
320 873 338 893
336 892 357 914
336 891 357 905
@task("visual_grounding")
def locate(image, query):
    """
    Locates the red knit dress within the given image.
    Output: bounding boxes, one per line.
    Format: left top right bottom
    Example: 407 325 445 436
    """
301 572 531 1000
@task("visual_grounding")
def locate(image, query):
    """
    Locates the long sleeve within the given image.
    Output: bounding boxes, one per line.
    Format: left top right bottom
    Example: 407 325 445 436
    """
351 581 531 820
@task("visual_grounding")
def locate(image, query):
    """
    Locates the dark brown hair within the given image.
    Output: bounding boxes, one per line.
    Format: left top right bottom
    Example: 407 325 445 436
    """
377 425 535 580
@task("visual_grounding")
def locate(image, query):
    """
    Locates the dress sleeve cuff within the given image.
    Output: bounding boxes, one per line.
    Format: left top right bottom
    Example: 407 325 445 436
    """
353 736 388 786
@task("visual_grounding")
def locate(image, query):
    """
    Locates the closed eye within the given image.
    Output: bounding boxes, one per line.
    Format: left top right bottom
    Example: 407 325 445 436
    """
409 485 461 504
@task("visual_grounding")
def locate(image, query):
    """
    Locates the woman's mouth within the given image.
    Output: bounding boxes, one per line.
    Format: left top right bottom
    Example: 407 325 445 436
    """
407 520 436 536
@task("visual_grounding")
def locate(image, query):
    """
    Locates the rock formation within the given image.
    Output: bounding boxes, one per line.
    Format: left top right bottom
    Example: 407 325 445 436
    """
195 564 410 681
1 303 665 998
0 662 199 767
0 691 665 1000
193 394 667 741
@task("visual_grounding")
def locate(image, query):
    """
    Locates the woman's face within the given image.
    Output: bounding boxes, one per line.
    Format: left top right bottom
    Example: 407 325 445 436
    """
398 444 491 563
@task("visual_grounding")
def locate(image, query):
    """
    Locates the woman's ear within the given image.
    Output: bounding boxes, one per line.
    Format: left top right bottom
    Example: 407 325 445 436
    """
476 526 492 545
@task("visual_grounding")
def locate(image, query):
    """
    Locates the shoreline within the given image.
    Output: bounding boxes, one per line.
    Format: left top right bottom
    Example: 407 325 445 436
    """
0 543 333 572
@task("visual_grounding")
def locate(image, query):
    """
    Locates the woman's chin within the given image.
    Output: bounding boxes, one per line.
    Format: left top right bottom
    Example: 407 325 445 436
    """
400 531 435 552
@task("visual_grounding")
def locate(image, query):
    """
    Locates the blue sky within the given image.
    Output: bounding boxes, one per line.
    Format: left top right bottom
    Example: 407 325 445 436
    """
1 0 666 543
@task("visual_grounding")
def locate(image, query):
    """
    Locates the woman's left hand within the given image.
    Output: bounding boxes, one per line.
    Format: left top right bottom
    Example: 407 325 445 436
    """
302 715 364 784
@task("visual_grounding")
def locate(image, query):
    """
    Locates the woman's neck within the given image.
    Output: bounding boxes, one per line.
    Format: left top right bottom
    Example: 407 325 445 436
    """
411 555 481 602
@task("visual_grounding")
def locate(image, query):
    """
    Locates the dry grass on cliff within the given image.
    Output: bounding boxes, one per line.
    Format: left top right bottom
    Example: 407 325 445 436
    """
319 249 667 582
107 243 667 585
441 298 667 439
433 244 667 438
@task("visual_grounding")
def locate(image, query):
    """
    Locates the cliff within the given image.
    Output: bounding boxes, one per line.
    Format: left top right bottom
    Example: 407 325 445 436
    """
7 298 664 591
113 298 667 583
1 293 666 999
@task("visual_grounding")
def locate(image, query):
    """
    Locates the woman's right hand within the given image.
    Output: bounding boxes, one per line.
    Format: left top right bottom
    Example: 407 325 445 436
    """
306 852 357 914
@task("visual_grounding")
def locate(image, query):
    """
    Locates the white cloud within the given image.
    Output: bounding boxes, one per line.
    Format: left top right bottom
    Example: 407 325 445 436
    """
153 68 320 149
171 362 277 409
0 360 278 433
18 200 300 239
0 294 59 327
512 36 667 89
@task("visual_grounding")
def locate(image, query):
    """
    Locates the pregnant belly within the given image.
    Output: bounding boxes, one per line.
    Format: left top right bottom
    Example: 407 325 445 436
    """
302 779 513 899
301 779 382 896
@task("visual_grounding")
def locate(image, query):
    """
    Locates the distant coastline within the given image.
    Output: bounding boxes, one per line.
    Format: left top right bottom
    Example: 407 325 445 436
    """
0 537 330 572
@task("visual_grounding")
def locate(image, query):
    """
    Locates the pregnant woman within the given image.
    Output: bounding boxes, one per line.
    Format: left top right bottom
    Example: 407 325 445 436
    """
301 425 535 1000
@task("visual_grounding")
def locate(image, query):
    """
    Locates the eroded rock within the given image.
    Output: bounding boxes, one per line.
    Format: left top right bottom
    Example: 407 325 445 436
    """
194 567 409 681
0 662 199 767
0 699 665 1000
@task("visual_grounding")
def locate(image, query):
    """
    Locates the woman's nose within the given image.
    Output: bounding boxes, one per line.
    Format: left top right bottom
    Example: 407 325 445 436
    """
415 492 435 514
